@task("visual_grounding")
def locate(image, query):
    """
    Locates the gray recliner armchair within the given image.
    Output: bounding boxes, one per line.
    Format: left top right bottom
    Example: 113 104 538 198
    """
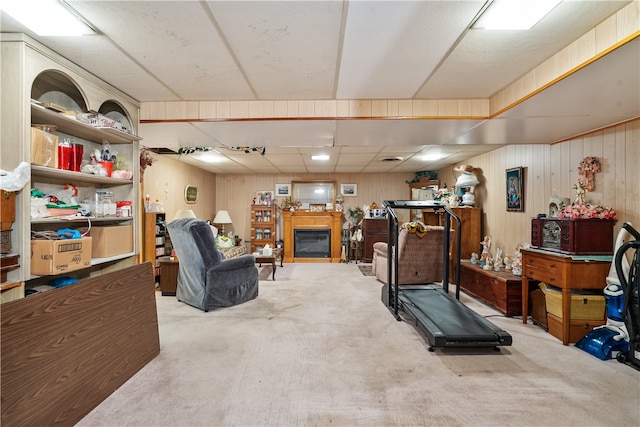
167 217 259 311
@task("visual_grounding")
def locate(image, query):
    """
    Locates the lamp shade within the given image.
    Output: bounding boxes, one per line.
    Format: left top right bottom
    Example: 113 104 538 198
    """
213 210 233 224
173 209 196 221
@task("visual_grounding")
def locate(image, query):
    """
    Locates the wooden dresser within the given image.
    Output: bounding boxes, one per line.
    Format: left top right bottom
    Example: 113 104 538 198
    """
362 218 389 263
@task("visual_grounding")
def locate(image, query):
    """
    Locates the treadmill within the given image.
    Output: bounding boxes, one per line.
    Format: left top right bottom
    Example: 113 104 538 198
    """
383 200 512 351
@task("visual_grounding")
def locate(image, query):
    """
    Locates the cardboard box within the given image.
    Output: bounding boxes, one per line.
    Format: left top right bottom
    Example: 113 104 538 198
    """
90 225 133 258
30 127 58 168
31 237 92 275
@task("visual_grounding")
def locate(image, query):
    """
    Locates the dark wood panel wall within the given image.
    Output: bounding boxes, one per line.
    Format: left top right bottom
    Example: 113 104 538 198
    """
1 263 160 426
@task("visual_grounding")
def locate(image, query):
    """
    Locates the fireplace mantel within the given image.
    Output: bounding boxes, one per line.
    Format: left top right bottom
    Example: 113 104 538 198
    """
282 211 343 263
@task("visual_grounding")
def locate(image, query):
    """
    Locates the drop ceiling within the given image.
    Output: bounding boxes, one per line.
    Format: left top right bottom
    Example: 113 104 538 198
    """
1 1 638 174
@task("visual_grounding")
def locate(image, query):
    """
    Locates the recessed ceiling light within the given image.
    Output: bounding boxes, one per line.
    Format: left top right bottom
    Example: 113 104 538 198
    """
419 153 444 161
194 152 225 163
379 156 403 162
0 0 96 36
474 0 561 30
311 154 330 161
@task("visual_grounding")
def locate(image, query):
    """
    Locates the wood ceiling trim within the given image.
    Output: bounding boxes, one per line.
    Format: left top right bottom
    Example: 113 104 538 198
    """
489 32 640 118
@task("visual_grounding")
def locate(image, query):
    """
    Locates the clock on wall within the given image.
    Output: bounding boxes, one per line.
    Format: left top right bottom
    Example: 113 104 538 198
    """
184 185 198 204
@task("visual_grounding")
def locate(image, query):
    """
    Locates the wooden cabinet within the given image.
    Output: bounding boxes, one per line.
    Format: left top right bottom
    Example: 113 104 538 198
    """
250 205 276 253
521 248 610 344
144 213 169 283
408 179 439 222
362 218 388 263
1 34 140 292
422 207 481 278
159 257 179 296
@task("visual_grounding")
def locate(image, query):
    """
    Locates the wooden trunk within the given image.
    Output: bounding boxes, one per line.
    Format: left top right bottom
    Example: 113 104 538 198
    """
460 261 536 316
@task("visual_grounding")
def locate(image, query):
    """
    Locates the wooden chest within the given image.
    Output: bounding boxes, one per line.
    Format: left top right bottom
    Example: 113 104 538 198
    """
531 217 616 255
460 261 536 316
547 313 605 343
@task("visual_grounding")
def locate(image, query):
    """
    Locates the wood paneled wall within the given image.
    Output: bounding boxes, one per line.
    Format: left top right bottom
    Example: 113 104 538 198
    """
214 173 413 241
437 119 640 258
144 120 638 259
142 154 217 221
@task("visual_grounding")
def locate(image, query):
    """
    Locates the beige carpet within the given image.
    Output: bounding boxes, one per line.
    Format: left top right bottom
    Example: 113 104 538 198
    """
77 263 640 427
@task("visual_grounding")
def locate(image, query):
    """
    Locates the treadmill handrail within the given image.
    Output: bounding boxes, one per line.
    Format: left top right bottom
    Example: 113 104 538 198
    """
382 200 463 318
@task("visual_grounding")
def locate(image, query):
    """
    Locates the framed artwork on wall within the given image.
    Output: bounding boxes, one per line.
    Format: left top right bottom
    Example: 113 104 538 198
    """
506 167 524 212
184 185 198 204
275 183 291 197
341 183 357 197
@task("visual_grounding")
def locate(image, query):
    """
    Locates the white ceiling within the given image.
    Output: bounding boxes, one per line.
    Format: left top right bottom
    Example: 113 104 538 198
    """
2 1 638 174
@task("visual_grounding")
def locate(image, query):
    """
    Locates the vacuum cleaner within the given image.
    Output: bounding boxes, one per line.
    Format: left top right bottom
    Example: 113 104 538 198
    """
575 222 639 369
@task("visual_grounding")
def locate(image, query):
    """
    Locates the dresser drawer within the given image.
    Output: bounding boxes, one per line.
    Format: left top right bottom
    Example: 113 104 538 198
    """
523 256 565 286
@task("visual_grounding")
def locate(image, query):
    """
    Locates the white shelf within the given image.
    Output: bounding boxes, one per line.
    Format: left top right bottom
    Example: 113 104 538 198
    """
91 252 137 266
31 216 133 225
31 165 134 185
31 104 141 144
27 252 137 280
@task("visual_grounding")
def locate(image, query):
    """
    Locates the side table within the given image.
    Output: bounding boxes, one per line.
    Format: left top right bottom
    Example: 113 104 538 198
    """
158 257 179 296
254 247 283 280
521 248 610 345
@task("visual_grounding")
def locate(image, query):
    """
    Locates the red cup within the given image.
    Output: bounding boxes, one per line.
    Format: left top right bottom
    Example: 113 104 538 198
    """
58 143 73 170
99 161 114 177
71 144 83 172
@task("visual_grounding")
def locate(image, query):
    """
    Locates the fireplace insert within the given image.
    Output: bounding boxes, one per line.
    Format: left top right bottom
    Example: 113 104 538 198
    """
294 229 330 258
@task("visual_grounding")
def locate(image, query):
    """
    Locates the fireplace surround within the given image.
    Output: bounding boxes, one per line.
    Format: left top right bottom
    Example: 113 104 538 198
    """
282 211 342 263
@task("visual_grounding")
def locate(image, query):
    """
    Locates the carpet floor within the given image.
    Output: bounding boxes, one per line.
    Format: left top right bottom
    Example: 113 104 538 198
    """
77 263 640 427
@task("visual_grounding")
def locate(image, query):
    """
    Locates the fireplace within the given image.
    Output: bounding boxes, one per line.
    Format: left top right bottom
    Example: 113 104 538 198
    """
294 229 331 258
282 211 343 263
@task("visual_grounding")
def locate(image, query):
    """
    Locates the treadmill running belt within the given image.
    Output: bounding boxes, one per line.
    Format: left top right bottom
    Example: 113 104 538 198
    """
401 288 512 348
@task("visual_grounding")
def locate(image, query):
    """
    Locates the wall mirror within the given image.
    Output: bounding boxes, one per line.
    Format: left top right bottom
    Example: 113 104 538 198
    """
292 181 335 209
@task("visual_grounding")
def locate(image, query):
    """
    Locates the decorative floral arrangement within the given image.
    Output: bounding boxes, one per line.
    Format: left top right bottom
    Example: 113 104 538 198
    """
433 188 450 202
277 197 300 210
139 147 156 182
578 156 601 191
558 203 617 220
578 156 601 175
347 206 363 219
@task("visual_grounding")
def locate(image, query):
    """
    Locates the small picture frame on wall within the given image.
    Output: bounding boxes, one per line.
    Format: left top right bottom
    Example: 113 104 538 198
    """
184 185 198 204
275 183 291 197
341 183 357 197
506 167 524 212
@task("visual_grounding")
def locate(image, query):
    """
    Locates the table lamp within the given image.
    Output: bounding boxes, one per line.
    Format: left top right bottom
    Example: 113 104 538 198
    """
173 209 196 221
213 210 233 235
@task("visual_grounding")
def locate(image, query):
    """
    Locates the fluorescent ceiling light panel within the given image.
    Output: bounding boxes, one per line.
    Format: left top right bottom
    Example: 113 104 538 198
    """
0 0 95 36
194 152 225 163
419 153 444 161
311 154 330 161
475 0 561 30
